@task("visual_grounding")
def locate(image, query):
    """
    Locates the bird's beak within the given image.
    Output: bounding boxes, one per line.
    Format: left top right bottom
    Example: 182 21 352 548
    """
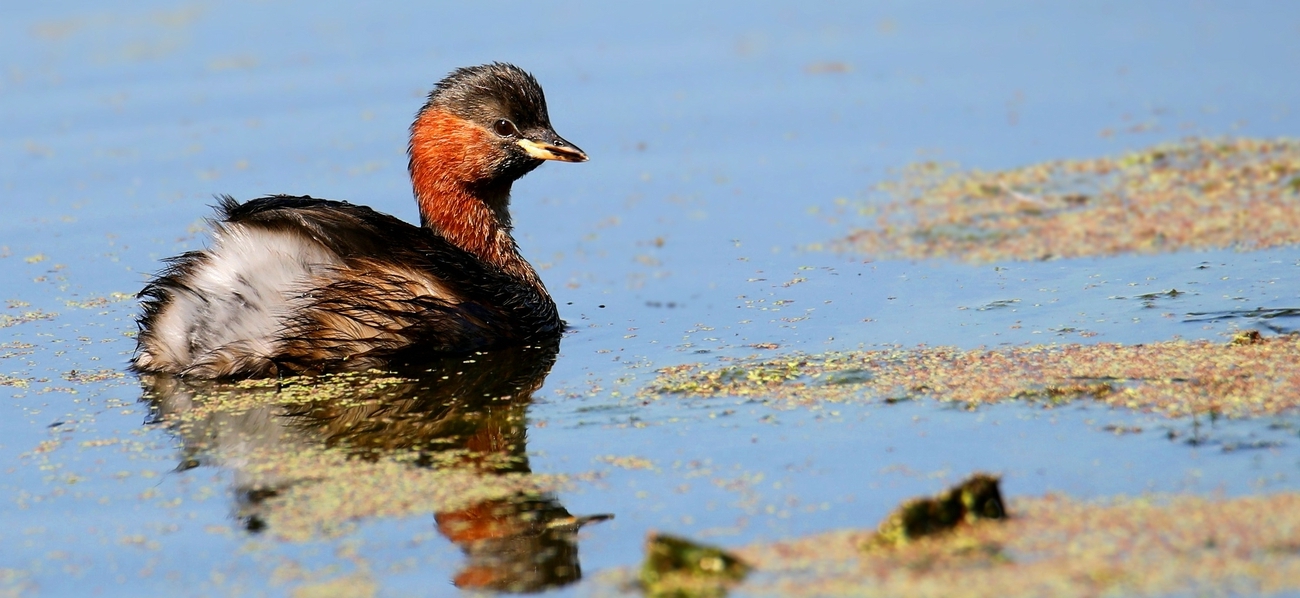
518 136 588 163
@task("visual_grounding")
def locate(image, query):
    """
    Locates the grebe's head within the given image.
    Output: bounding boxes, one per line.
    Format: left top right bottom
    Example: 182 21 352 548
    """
410 63 586 189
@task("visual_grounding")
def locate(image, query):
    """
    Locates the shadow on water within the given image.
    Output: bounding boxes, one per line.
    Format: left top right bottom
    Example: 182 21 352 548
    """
136 341 610 593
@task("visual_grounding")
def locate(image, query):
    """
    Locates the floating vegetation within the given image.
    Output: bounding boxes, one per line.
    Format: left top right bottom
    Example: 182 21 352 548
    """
734 492 1300 597
64 293 134 309
640 532 751 597
0 374 31 388
646 335 1300 417
867 473 1006 549
0 309 56 328
61 369 126 384
841 137 1300 262
1230 330 1265 346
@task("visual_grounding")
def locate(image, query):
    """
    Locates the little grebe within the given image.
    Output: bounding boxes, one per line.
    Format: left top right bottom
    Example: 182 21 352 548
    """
134 63 586 378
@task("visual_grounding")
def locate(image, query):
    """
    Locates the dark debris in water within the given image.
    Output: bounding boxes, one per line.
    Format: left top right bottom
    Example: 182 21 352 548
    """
974 299 1020 311
1110 288 1194 309
866 473 1007 550
640 532 751 598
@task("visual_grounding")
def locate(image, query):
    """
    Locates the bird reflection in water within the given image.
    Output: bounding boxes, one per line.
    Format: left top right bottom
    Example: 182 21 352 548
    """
137 340 610 593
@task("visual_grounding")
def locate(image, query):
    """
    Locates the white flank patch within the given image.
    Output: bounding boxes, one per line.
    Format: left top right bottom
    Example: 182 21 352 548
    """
148 224 342 365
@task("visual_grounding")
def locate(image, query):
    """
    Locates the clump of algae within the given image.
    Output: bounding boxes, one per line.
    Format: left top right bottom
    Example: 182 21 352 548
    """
867 473 1006 549
842 137 1300 262
640 532 751 597
646 334 1300 418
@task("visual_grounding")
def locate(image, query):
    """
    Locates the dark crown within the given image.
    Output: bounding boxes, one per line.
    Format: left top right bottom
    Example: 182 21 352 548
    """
421 63 551 130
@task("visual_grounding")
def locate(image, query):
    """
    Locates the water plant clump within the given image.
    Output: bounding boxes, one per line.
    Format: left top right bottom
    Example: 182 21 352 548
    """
867 473 1007 549
640 532 751 597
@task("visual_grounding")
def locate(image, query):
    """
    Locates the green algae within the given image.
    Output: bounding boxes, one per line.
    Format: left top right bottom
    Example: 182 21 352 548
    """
841 137 1300 262
645 334 1300 418
640 533 751 597
0 310 56 329
867 473 1006 549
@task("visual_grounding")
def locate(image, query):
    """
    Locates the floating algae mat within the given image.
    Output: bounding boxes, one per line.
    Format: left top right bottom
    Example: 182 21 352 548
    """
842 137 1300 262
731 491 1300 598
646 334 1300 418
600 476 1300 597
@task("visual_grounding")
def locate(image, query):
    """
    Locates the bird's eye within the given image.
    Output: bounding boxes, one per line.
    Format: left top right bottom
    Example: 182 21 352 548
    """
493 119 519 137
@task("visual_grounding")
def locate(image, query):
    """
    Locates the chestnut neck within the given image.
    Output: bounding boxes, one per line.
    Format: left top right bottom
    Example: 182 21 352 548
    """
408 109 537 284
